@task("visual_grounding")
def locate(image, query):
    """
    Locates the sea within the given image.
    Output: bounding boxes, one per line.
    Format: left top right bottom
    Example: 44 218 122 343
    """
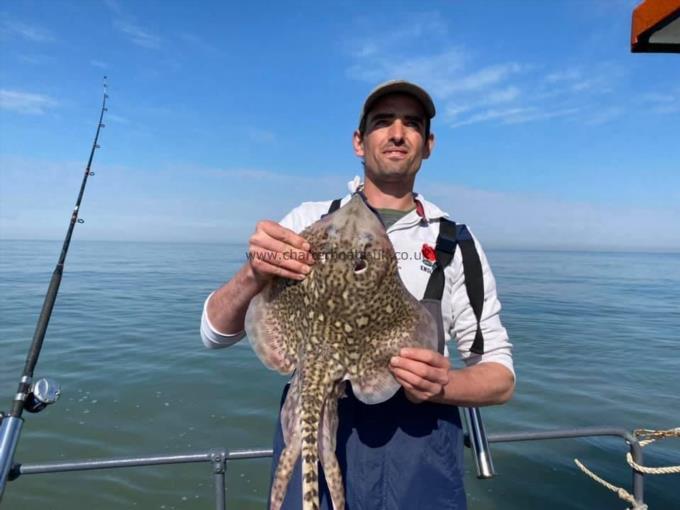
0 240 678 510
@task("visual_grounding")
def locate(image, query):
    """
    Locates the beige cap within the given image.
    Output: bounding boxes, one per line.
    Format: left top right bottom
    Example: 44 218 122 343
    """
358 80 436 130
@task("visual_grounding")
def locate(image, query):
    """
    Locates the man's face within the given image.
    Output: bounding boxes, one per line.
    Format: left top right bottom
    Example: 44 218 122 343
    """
353 93 435 185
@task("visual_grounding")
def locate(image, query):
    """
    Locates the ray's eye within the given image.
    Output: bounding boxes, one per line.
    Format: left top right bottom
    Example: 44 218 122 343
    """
353 252 367 273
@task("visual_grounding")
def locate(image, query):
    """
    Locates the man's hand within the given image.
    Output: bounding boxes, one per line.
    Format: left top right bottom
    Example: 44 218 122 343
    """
389 348 451 404
247 220 314 283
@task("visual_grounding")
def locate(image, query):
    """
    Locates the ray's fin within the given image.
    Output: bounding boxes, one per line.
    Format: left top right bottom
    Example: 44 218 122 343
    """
351 296 438 404
245 281 301 374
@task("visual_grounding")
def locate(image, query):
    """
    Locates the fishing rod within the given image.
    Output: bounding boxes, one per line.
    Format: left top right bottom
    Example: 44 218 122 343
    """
0 77 109 502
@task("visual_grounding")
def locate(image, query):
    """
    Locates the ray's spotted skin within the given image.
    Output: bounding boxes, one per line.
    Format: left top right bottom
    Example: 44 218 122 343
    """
245 195 438 510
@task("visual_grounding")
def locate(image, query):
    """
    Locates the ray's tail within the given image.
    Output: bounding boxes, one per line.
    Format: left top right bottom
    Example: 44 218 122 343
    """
300 382 327 510
270 371 342 510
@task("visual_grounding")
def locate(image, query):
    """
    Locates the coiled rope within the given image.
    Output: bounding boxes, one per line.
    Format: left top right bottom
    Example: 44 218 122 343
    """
574 427 680 510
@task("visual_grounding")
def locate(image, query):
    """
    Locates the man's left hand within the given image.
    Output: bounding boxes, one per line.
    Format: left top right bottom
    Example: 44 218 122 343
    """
389 348 450 404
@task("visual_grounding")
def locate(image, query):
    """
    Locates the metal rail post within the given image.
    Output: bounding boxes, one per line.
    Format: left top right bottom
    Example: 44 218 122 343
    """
211 450 227 510
629 438 644 505
464 407 495 478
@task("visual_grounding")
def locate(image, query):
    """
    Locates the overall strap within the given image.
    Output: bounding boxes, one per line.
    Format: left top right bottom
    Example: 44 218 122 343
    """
456 224 485 355
422 219 457 355
327 199 342 214
423 218 485 355
423 219 457 300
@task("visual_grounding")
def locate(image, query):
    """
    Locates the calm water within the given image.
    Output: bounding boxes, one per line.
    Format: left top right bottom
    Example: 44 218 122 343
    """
0 240 678 510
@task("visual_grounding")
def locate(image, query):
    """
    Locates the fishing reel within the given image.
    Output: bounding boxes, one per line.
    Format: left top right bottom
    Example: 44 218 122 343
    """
24 378 61 414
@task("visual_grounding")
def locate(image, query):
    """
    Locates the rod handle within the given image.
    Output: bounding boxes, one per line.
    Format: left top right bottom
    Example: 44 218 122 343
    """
0 416 24 501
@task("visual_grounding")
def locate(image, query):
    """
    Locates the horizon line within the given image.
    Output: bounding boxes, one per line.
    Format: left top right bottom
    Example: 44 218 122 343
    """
1 237 678 256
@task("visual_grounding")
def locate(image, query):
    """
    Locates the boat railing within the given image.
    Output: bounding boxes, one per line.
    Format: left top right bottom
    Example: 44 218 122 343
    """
6 426 645 510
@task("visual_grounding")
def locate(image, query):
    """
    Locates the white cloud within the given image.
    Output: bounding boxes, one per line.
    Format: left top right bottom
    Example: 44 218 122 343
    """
114 20 161 49
345 17 639 129
344 11 466 94
545 68 582 83
540 64 621 96
420 182 680 251
90 59 109 69
0 158 347 242
486 86 521 104
246 128 277 144
505 106 581 125
179 33 218 55
0 89 58 114
642 93 675 103
103 0 123 15
1 157 677 250
585 106 624 125
104 0 161 49
445 86 522 123
0 18 54 42
345 12 448 60
449 106 581 128
106 113 129 124
347 49 467 88
449 107 531 127
17 54 53 65
641 91 680 115
443 63 524 95
653 104 680 115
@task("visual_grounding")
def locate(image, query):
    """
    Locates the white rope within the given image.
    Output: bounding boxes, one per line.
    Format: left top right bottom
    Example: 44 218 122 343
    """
574 427 679 510
574 458 647 510
627 428 680 475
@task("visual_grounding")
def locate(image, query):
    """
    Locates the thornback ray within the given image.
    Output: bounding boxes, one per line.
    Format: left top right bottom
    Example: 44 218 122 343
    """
245 194 438 510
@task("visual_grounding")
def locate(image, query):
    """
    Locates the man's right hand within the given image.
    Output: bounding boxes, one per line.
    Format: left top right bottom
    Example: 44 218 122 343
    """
205 221 314 338
247 220 314 283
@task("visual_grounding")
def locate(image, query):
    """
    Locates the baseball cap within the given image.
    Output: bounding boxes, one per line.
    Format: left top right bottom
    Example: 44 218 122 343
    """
358 80 436 131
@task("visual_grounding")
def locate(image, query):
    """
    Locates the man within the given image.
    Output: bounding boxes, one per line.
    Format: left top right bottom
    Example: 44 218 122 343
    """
201 80 514 509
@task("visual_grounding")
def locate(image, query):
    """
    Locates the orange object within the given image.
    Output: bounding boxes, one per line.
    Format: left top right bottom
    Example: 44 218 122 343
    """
631 0 680 52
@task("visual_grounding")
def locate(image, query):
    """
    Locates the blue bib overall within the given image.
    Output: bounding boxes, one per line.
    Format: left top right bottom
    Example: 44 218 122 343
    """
269 298 467 510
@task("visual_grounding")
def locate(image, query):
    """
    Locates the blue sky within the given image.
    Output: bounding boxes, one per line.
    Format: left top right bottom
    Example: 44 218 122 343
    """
1 0 678 250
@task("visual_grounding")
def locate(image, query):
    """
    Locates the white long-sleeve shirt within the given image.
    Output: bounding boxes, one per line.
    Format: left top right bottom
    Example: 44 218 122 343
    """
201 180 514 379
